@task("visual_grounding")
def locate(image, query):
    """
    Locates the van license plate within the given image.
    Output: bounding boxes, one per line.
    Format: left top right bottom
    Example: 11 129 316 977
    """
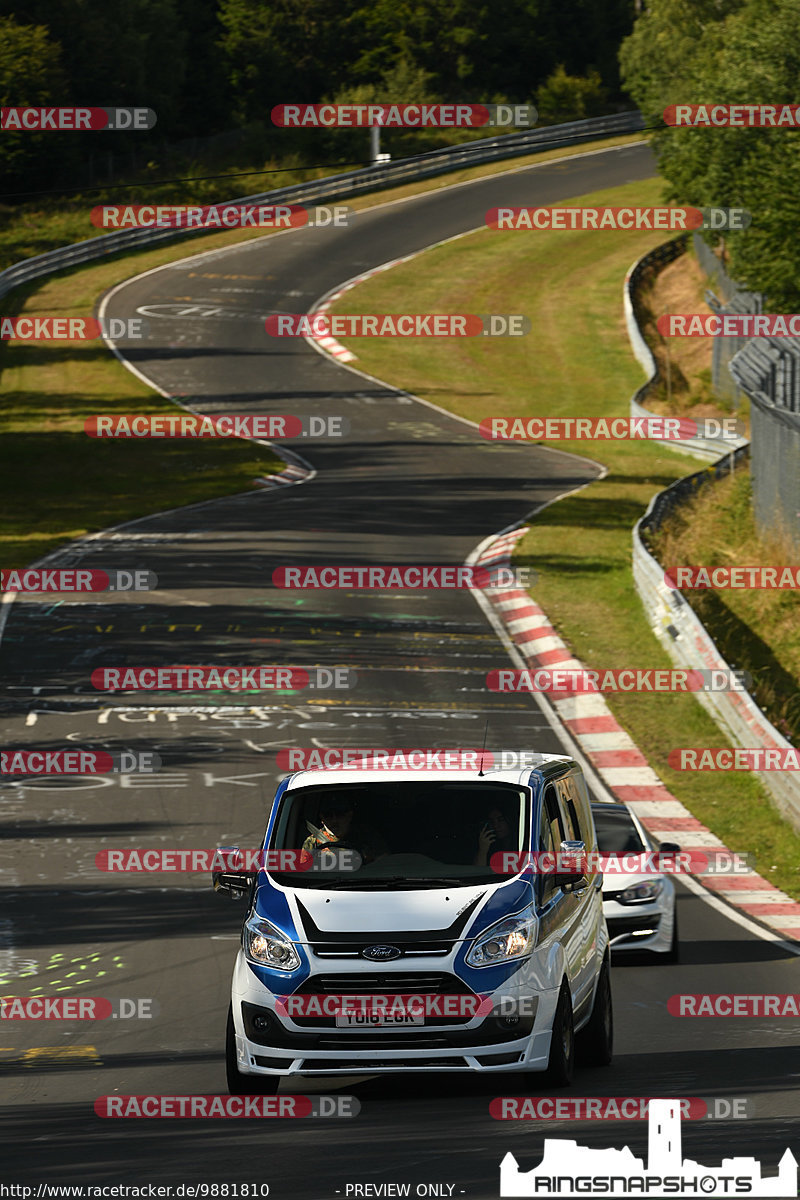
335 1011 424 1027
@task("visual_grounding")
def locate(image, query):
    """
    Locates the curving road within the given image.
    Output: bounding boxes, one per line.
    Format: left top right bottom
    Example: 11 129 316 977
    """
1 142 798 1196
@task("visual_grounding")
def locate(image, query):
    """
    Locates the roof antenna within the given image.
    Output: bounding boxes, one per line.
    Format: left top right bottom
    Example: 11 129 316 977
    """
478 719 489 777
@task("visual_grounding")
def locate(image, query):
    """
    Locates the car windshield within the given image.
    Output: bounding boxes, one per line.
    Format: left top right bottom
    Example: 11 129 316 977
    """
591 806 647 854
267 779 530 889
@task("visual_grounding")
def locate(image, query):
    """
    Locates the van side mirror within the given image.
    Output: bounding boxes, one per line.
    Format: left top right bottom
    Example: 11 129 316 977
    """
556 839 588 889
211 846 252 900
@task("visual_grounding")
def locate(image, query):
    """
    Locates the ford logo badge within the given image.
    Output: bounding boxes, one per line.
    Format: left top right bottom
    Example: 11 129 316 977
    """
362 945 401 961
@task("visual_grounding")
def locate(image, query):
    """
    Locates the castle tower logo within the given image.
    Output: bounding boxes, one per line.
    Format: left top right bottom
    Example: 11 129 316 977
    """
500 1098 797 1197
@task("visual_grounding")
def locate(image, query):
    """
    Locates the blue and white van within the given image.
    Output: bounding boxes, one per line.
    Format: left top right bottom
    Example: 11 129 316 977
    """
214 755 612 1092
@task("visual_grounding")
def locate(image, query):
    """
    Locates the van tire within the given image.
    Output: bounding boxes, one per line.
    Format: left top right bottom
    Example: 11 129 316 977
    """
577 957 613 1066
226 1004 280 1095
541 983 574 1088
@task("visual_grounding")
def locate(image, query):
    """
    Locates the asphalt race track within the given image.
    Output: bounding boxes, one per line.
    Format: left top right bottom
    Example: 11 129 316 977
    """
1 142 798 1196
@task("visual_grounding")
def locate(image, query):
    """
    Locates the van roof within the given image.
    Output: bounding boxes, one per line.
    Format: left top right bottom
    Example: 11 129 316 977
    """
285 754 576 790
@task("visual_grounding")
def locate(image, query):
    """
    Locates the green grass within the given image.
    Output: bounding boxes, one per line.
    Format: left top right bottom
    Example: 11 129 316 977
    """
326 173 800 900
0 131 643 571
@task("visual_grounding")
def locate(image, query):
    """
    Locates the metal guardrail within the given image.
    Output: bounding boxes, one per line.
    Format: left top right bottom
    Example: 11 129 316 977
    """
623 236 749 461
624 244 800 832
0 111 645 302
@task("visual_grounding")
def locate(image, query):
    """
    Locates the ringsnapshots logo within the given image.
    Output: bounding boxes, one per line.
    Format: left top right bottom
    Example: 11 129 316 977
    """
1 749 160 774
481 416 745 442
272 565 534 589
486 206 750 231
499 1098 797 1197
84 414 349 439
665 565 800 589
271 103 537 128
90 666 356 692
266 313 529 338
664 103 800 127
94 1095 359 1119
659 313 800 337
1 996 157 1020
92 204 352 230
487 668 752 695
1 107 156 131
1 317 146 341
0 568 156 592
669 747 800 771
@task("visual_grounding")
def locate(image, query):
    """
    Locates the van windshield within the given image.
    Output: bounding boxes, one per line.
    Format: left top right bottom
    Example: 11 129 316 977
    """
267 780 531 889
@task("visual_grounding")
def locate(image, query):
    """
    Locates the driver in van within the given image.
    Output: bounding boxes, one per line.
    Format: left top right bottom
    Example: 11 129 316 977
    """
302 796 354 854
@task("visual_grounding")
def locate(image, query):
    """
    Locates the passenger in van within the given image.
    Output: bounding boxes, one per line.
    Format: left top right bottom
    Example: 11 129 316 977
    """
474 805 517 867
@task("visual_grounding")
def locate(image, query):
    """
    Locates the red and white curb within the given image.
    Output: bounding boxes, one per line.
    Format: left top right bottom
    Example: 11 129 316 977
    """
475 527 800 942
254 461 312 489
305 254 417 364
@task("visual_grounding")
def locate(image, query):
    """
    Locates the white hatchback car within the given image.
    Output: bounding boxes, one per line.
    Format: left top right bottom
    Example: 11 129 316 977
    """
215 757 613 1092
591 802 679 962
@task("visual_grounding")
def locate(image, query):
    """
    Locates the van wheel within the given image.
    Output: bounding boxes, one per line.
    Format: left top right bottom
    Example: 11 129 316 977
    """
577 958 613 1067
541 983 574 1088
226 1004 280 1095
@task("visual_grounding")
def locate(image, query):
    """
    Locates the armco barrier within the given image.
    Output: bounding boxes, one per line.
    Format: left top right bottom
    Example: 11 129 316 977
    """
0 111 644 303
627 245 800 832
624 237 749 462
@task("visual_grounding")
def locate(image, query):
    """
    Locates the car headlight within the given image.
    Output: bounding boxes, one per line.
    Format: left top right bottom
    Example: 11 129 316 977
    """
465 910 537 968
243 915 301 971
617 880 663 905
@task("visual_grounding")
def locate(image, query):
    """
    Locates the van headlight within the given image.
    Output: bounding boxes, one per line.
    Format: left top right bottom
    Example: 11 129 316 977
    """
617 880 663 905
466 910 537 967
243 915 301 971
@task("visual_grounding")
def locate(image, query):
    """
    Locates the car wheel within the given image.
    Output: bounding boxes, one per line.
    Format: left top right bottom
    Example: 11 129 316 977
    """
226 1004 280 1095
539 982 574 1089
577 957 613 1066
661 910 679 964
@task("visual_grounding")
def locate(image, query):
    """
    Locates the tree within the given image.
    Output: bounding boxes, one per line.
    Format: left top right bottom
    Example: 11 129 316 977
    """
0 16 65 184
